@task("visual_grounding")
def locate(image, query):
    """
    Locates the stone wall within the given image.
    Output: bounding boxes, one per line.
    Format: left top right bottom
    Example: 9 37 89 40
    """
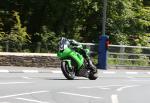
0 52 149 70
0 52 61 67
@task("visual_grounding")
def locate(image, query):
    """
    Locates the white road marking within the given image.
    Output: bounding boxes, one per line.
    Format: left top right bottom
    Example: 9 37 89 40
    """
111 94 119 103
51 70 62 74
0 70 9 73
0 91 48 99
102 71 116 74
126 72 138 74
130 79 150 81
78 85 122 89
100 88 110 90
58 92 103 99
23 70 38 73
16 98 49 103
117 85 139 91
0 82 32 85
22 76 33 79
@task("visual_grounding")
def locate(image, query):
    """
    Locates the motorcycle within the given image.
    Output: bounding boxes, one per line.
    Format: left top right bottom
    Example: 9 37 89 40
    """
57 37 98 80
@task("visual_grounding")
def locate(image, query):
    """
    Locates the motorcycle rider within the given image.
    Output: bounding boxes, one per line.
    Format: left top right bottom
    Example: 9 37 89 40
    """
68 39 97 73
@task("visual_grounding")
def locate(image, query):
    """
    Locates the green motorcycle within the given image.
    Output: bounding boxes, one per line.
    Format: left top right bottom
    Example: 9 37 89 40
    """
57 37 98 80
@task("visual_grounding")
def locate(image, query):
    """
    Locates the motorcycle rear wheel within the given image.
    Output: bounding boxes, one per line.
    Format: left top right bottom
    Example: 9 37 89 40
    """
61 61 75 80
88 71 98 80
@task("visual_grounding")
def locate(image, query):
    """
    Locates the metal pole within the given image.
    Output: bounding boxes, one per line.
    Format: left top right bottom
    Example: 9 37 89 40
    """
102 0 107 35
98 0 108 69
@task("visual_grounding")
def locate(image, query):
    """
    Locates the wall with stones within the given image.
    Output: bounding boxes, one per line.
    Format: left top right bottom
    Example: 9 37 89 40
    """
0 52 61 67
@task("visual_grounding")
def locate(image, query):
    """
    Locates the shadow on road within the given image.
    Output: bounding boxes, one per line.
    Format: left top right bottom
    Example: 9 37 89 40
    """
35 77 89 80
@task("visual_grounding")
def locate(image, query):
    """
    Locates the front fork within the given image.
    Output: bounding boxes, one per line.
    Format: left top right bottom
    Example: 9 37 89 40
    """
63 60 72 70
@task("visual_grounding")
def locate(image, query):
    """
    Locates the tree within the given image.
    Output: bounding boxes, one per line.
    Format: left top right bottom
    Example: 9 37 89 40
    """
11 11 30 43
107 0 150 46
0 0 149 52
0 11 30 51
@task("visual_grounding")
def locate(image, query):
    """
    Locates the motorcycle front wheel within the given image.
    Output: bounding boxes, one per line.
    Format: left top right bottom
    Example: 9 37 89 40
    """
61 61 75 80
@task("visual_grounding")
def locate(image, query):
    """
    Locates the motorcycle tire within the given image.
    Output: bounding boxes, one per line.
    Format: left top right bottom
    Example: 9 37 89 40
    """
61 61 75 80
88 71 98 80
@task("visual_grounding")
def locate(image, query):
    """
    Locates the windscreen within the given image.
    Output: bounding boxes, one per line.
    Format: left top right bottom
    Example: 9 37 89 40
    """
59 37 70 50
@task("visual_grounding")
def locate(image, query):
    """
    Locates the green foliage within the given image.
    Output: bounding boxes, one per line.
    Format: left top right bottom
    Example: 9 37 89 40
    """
11 11 30 43
34 26 59 52
0 0 149 52
107 0 150 46
0 18 4 41
0 11 30 51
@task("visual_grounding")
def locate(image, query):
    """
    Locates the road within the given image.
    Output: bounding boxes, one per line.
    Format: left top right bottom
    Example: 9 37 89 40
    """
0 67 150 103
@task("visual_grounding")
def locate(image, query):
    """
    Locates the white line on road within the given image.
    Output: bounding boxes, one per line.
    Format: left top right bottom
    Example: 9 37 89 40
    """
58 92 103 99
111 94 119 103
126 72 138 74
0 91 48 99
100 88 111 90
117 85 139 91
23 70 38 73
130 79 150 81
0 70 9 73
51 70 62 74
78 85 123 89
0 82 32 85
16 97 49 103
102 71 116 74
22 76 33 79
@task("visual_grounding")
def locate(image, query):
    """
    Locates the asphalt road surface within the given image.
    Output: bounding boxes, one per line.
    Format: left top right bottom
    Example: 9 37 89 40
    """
0 67 150 103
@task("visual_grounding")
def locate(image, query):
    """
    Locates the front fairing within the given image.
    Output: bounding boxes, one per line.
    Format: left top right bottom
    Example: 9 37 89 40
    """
57 48 72 59
57 48 84 70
